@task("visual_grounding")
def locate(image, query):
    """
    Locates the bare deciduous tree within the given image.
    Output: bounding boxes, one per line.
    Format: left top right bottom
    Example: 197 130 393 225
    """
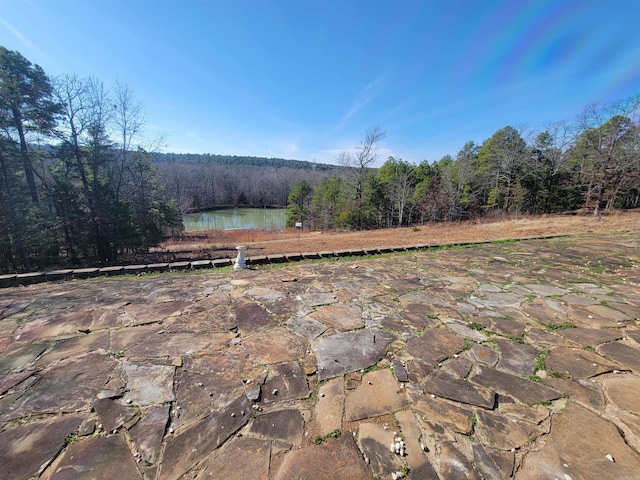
337 126 386 228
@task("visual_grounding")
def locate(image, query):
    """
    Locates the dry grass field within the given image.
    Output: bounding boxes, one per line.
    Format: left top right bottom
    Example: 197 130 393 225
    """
151 209 640 262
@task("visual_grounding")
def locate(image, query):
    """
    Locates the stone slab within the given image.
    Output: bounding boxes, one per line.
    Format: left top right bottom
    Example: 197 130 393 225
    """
475 409 545 451
494 337 539 377
472 442 505 480
109 324 164 352
4 353 117 418
190 260 211 269
197 436 271 479
523 283 568 297
556 327 623 346
233 300 279 335
159 393 251 480
300 292 338 307
145 263 169 271
608 301 640 319
78 418 95 436
406 358 434 384
14 311 92 342
123 264 147 273
627 329 640 345
250 408 305 445
400 290 454 307
424 369 495 408
124 301 188 326
173 350 262 426
499 403 549 425
400 303 440 329
127 331 234 357
468 292 525 309
168 261 190 270
489 316 527 338
307 303 364 331
285 315 327 339
93 397 139 433
546 347 623 378
406 327 466 366
522 298 568 326
444 356 474 380
99 266 125 275
123 362 176 406
395 408 439 478
409 391 472 434
440 441 481 480
311 377 344 437
16 272 46 284
561 293 599 307
598 342 640 373
0 414 83 479
262 361 309 404
470 366 561 405
379 316 413 334
344 368 409 421
272 434 370 480
519 403 640 480
243 328 307 364
0 343 47 374
44 433 142 480
36 331 110 366
602 375 640 415
471 344 499 366
392 359 409 382
543 377 605 411
587 304 632 321
356 422 403 477
0 370 34 395
444 319 488 341
313 328 396 380
568 304 618 329
128 405 170 464
0 273 17 287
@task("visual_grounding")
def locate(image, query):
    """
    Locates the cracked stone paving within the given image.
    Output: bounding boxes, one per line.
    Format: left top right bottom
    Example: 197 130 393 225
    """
1 233 639 479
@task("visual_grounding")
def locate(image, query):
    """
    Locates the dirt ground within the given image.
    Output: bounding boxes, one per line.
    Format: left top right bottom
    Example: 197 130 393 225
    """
151 210 640 262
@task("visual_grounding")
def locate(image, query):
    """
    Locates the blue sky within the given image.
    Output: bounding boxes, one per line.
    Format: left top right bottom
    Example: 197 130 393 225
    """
2 0 639 165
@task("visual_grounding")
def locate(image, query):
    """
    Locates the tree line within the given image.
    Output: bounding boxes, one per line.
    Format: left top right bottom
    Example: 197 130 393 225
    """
0 46 182 273
287 100 640 230
153 153 344 212
2 45 639 273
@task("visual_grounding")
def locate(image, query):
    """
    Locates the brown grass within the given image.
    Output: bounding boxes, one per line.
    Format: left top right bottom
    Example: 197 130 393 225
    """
148 209 640 262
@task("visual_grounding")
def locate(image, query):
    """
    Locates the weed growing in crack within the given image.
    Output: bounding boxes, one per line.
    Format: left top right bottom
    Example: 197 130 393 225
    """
537 320 575 331
314 429 341 444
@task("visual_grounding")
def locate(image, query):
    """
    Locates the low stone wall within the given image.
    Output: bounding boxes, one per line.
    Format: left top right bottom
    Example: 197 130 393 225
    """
0 235 564 288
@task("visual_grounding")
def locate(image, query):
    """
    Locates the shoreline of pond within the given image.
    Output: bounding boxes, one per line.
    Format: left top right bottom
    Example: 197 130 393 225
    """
183 207 288 231
183 205 285 214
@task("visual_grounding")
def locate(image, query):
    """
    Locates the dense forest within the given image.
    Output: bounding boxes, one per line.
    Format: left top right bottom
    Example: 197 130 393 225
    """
153 153 345 211
0 47 182 273
1 45 639 273
286 105 640 230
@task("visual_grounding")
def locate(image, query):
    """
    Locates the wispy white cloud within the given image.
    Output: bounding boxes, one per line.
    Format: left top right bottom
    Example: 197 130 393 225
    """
318 145 396 167
0 15 46 59
335 74 387 131
266 140 300 159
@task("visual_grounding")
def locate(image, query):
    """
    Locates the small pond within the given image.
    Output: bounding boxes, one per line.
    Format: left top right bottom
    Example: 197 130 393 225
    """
183 208 287 231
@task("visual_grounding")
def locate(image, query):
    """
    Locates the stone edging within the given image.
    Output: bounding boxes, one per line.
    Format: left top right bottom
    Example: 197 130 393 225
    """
0 235 567 288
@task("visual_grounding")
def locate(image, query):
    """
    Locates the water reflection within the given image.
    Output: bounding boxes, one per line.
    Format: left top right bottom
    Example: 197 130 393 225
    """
183 208 287 231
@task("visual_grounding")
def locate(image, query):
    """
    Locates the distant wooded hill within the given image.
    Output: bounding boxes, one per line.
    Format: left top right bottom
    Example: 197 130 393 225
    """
153 152 348 212
152 152 342 171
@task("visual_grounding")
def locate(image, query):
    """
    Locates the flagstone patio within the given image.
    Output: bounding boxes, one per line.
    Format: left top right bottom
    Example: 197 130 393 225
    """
1 233 639 479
